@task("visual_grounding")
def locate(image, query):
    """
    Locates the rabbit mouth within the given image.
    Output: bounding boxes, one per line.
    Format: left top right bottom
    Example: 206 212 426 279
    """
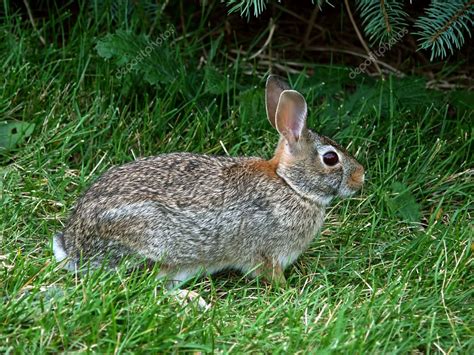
337 183 360 198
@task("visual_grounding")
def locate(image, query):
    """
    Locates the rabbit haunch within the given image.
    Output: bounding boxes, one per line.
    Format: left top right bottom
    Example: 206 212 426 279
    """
53 75 364 286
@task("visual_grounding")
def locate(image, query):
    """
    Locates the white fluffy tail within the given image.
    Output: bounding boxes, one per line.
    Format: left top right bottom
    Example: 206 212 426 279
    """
53 232 68 262
53 232 76 271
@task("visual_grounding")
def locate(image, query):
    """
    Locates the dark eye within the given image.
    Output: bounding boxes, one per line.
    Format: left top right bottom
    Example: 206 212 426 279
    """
323 151 339 166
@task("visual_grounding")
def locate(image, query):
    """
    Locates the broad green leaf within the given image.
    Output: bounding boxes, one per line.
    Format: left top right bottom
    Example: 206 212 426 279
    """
96 30 177 84
95 33 117 59
0 121 35 150
387 182 422 223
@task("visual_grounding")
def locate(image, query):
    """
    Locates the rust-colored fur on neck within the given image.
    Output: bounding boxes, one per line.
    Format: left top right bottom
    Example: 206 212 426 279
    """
244 139 287 178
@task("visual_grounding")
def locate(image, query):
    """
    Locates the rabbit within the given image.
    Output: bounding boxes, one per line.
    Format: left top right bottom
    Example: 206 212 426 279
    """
53 75 365 287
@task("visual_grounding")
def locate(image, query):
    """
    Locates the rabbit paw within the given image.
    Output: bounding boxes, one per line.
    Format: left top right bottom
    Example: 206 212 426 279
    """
170 289 210 310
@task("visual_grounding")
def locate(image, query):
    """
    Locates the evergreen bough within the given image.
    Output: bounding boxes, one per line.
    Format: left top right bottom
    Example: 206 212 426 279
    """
226 0 474 60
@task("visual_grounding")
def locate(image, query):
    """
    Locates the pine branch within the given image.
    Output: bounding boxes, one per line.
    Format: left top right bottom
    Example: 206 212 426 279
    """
226 0 270 19
381 0 391 34
224 0 474 60
226 0 328 19
415 0 474 60
356 0 408 45
431 0 474 43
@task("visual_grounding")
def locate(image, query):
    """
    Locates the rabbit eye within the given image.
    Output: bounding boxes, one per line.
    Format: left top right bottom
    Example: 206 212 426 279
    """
323 151 339 166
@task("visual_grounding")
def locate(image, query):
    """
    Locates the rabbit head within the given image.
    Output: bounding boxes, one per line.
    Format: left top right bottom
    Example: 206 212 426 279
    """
266 75 365 206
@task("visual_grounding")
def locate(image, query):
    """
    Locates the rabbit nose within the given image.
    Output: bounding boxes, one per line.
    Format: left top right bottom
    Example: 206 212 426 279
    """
348 165 364 190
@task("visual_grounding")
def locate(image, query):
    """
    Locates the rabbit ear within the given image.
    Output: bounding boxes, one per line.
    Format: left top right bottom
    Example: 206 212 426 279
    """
266 75 291 129
275 90 307 145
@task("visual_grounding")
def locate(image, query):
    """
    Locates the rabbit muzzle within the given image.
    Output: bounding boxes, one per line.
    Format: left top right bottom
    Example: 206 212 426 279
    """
338 164 365 197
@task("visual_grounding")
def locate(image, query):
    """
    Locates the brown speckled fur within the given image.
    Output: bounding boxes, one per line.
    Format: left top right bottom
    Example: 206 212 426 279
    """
53 76 364 286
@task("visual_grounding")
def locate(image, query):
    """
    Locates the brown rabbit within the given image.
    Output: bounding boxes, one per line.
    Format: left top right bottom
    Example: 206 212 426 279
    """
53 75 364 287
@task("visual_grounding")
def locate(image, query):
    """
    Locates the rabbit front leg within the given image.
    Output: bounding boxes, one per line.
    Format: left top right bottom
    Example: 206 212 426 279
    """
157 266 211 310
253 257 287 288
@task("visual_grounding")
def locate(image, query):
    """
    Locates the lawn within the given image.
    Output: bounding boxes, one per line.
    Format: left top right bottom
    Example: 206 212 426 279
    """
0 1 472 353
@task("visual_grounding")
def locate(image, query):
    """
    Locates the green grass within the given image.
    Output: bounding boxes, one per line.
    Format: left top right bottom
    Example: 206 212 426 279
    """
1 1 472 353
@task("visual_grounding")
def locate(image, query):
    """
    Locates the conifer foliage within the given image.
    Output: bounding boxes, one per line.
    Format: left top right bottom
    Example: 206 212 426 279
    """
227 0 474 60
414 0 474 60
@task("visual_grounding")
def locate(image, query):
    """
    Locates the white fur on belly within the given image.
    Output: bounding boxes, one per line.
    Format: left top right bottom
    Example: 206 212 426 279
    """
278 250 302 269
